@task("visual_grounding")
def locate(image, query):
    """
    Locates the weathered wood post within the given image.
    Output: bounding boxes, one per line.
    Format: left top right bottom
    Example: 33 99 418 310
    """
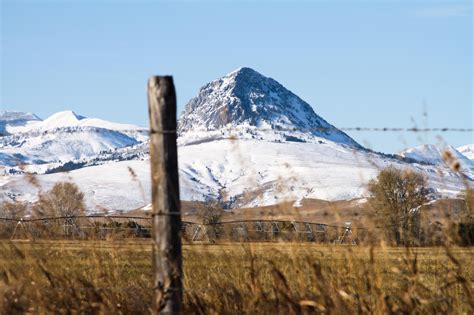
148 76 182 314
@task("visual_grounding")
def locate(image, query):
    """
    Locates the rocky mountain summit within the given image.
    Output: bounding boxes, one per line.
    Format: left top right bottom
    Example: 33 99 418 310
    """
178 67 359 147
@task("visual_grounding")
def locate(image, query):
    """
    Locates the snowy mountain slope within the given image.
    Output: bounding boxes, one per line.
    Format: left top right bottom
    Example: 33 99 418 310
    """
1 138 470 211
399 144 474 179
178 67 360 147
0 159 213 211
0 127 139 167
458 144 474 160
0 110 147 171
178 140 470 207
0 110 41 136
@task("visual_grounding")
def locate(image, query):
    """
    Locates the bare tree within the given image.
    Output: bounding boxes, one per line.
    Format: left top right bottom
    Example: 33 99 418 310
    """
198 202 224 241
368 167 429 245
33 182 86 218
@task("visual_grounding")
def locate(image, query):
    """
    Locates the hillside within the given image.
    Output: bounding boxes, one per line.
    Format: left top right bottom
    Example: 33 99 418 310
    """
400 144 474 180
458 144 474 161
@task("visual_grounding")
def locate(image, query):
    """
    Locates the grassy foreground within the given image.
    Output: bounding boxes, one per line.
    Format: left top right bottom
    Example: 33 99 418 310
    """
0 240 473 314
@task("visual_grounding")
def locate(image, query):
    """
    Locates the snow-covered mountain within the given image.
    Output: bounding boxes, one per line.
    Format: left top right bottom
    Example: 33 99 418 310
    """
0 110 147 172
400 144 467 165
0 110 41 136
399 144 474 180
458 144 474 161
1 68 472 211
12 110 144 133
178 67 359 147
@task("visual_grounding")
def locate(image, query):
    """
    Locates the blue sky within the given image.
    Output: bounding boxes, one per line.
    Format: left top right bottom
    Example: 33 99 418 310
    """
1 0 472 153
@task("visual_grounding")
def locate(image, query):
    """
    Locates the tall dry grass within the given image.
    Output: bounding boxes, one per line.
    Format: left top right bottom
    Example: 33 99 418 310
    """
0 241 473 314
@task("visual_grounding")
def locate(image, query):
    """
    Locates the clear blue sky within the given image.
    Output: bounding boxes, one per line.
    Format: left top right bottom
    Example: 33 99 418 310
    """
1 0 472 153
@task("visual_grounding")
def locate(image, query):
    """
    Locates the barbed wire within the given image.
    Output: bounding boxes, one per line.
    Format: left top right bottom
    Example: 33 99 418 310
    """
1 125 473 139
183 126 474 133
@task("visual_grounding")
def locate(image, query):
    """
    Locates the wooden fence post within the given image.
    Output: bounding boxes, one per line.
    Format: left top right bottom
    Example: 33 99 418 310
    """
148 76 182 314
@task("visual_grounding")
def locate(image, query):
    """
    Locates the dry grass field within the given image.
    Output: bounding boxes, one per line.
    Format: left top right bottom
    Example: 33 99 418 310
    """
1 240 473 314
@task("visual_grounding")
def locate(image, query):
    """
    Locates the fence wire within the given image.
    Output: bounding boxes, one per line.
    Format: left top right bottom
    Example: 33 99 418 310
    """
1 125 473 139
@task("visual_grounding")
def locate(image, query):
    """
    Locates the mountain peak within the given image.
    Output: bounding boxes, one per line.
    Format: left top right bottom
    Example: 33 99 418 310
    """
49 110 85 120
41 110 86 129
178 68 360 146
227 66 263 78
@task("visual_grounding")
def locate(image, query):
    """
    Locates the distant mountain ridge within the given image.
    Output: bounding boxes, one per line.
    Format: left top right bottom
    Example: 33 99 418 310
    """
0 110 40 122
400 144 474 180
0 110 41 136
178 67 360 147
0 110 147 172
3 110 145 134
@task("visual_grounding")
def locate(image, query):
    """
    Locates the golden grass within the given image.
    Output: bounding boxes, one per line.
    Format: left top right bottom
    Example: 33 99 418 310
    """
1 240 473 314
